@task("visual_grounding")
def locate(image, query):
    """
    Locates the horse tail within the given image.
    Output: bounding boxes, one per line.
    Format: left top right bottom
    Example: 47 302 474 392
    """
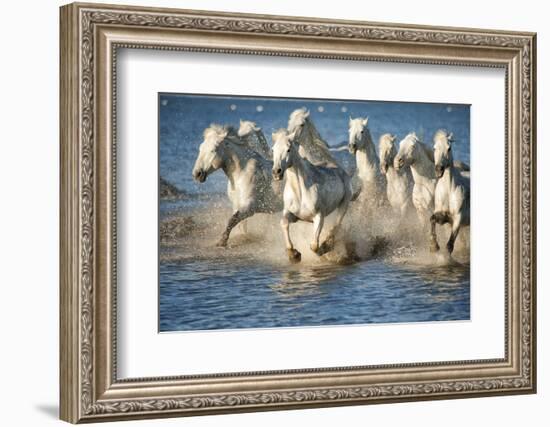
453 160 470 171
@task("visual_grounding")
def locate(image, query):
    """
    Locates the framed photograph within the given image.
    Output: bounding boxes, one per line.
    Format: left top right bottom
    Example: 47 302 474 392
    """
60 2 537 423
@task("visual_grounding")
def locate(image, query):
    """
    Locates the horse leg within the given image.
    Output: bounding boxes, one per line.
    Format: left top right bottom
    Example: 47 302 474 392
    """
429 213 440 252
310 213 325 255
216 210 252 247
430 212 452 252
281 211 301 263
446 214 462 255
319 199 349 256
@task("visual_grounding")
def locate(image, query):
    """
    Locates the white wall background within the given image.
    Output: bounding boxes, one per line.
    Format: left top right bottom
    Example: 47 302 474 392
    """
0 0 545 426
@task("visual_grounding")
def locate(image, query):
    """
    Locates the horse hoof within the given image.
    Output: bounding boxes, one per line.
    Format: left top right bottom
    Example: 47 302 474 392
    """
430 241 440 253
317 236 335 256
216 239 228 248
287 249 301 263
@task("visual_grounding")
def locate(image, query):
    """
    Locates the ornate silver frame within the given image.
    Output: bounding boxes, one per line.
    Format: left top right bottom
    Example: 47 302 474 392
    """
60 2 536 423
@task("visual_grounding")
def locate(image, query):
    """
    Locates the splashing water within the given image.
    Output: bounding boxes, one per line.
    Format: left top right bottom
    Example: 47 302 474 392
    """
159 93 470 332
159 194 470 332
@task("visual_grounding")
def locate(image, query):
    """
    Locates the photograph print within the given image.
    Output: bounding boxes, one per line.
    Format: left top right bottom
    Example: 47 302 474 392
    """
159 93 470 333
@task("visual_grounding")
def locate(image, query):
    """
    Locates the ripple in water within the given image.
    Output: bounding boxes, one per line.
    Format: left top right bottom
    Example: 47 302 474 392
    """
159 198 470 332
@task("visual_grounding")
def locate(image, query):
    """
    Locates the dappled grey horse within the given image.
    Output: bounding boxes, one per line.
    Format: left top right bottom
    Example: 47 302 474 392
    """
192 124 282 247
271 128 352 263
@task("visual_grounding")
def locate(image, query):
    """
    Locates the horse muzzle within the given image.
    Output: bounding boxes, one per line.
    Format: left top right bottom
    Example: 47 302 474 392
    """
435 165 445 178
272 168 284 181
348 144 357 155
193 169 207 183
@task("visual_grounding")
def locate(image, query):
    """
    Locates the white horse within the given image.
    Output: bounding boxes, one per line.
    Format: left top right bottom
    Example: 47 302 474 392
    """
192 124 282 247
271 128 352 263
237 119 272 159
394 132 437 227
430 130 470 255
287 108 340 167
378 133 413 216
348 117 385 203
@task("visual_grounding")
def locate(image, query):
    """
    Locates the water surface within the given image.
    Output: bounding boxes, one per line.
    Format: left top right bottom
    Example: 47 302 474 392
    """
159 93 470 332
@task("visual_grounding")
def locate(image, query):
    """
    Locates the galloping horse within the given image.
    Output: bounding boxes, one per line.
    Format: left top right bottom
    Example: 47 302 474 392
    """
192 124 282 247
271 128 352 263
348 117 385 203
429 130 470 255
394 132 438 228
378 133 413 216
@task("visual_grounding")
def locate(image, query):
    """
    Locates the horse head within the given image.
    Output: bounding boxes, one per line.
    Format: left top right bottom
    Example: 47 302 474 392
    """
433 129 454 178
394 132 422 170
192 124 239 182
287 108 310 143
348 117 369 154
271 128 299 181
379 133 397 174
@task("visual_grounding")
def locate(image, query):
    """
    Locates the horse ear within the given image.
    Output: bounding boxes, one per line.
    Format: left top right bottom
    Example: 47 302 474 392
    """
239 119 244 125
448 132 454 142
362 117 369 127
349 115 354 126
390 134 397 142
304 109 310 119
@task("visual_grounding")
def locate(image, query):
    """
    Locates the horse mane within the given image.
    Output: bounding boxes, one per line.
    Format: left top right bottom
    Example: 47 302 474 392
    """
288 108 308 125
299 117 339 166
254 130 272 159
203 124 243 146
363 127 379 164
239 120 271 159
418 139 434 163
434 129 450 140
272 128 289 141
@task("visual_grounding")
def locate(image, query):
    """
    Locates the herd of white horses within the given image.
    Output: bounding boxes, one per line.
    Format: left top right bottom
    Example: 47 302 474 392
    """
192 107 470 263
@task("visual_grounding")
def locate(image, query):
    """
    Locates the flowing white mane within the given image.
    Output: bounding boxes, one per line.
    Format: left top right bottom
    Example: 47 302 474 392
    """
238 119 271 159
287 108 310 134
379 133 396 153
433 129 453 151
203 124 242 145
434 129 453 141
402 132 434 163
287 108 338 167
272 128 290 144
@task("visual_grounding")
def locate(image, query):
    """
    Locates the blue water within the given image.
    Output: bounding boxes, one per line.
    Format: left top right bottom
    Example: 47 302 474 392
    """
160 258 469 331
159 93 470 332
